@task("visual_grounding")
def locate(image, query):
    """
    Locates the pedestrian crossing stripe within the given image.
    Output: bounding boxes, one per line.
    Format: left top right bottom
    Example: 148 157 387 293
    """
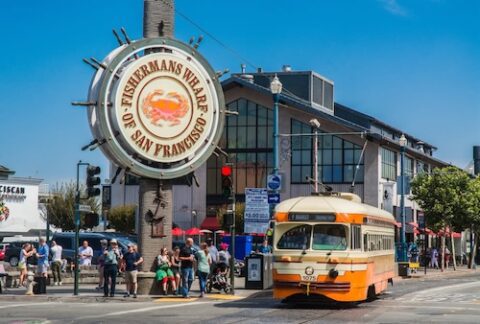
154 297 199 302
206 294 243 300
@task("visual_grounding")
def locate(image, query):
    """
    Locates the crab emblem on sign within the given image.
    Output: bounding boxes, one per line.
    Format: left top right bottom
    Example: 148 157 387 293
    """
142 90 189 127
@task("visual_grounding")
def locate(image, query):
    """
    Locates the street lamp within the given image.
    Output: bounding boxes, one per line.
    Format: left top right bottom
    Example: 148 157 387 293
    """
270 74 282 176
399 134 407 262
309 119 321 193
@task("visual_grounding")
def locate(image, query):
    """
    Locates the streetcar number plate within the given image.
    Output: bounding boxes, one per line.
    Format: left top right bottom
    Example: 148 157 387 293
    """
301 275 316 282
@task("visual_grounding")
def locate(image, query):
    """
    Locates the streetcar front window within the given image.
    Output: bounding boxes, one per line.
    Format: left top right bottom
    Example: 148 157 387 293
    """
312 225 347 250
277 225 312 250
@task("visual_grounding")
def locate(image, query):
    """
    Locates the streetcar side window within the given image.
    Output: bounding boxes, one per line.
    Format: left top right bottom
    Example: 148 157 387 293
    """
351 225 361 250
277 225 312 250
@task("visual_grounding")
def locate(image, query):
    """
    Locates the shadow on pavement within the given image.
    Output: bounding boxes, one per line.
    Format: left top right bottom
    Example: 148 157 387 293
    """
214 292 360 310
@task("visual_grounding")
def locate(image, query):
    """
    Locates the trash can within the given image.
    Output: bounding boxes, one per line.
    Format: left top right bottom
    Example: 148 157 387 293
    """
398 262 411 277
33 276 47 294
245 254 273 290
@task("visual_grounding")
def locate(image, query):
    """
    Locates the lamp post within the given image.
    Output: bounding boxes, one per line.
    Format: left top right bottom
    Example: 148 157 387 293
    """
270 74 282 177
399 134 407 262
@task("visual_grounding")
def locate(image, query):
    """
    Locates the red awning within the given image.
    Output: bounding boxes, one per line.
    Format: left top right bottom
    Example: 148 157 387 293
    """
185 227 201 235
200 216 221 231
172 227 184 236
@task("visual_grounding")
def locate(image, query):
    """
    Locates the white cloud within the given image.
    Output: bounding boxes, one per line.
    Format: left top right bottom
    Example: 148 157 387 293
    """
378 0 408 16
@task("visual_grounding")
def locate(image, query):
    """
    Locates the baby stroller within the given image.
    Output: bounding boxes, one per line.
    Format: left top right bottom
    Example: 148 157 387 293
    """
206 263 232 294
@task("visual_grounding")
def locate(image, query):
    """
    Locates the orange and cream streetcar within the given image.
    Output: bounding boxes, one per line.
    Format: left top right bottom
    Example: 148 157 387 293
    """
272 192 395 302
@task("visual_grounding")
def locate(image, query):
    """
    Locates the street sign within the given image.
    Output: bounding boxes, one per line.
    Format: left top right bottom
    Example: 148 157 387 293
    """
267 174 282 191
245 188 269 206
268 193 281 204
78 204 92 213
244 188 270 234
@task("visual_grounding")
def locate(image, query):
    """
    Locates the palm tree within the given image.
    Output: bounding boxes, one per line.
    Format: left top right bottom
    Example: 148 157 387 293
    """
143 0 174 38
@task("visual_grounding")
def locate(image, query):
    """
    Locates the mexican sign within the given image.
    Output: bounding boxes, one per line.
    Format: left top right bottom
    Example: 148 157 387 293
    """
244 188 270 234
86 38 225 179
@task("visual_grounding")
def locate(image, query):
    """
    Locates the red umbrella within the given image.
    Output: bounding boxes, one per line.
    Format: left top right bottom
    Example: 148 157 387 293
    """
185 227 201 235
172 227 184 236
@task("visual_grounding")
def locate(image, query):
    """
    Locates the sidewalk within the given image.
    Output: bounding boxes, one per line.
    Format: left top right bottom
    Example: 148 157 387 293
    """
0 277 262 302
395 264 477 282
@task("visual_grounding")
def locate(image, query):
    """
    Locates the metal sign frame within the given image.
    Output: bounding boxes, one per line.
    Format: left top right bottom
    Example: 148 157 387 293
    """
87 37 225 179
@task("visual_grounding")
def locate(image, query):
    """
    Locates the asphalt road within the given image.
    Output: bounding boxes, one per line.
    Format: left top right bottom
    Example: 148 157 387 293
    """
1 273 480 323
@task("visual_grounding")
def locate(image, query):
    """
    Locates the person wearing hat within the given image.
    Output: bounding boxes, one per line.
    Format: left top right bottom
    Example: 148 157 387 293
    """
122 243 143 298
217 243 231 275
96 239 108 291
103 239 122 297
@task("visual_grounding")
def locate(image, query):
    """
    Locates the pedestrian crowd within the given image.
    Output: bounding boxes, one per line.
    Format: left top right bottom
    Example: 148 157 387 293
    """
14 236 272 298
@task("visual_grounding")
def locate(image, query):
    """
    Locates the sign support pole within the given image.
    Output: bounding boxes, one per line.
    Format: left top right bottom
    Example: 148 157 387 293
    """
74 161 89 296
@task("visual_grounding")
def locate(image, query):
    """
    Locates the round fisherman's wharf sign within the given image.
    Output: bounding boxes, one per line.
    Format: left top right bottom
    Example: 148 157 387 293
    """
114 52 215 164
87 38 225 179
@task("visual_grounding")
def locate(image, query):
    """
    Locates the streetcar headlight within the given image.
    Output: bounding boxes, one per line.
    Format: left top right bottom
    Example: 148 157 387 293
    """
328 269 339 279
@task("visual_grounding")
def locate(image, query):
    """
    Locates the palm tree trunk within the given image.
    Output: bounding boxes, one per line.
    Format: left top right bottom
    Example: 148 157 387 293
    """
144 0 174 38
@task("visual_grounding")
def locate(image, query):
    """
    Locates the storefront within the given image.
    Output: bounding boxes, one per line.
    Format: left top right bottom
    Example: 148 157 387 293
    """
0 166 46 238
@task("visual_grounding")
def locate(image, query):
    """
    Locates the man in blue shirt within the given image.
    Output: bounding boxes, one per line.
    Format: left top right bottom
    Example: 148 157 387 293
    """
36 237 49 278
122 244 143 298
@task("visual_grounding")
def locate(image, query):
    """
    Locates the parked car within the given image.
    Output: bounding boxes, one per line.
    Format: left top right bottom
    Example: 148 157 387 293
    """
52 232 133 265
4 241 38 267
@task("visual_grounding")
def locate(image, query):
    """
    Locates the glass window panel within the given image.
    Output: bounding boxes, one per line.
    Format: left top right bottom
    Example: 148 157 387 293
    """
247 101 256 126
258 107 267 126
207 156 216 168
343 141 353 149
292 150 301 165
227 127 237 148
333 136 342 149
257 152 267 167
302 134 312 149
354 149 363 163
333 149 342 164
247 126 256 148
227 114 237 127
323 135 332 149
302 166 311 182
323 166 333 183
292 166 301 183
344 150 354 164
302 150 311 165
237 126 247 148
257 126 267 148
332 166 342 182
267 153 274 168
237 99 247 126
322 150 332 164
267 126 273 148
344 165 354 183
267 109 273 126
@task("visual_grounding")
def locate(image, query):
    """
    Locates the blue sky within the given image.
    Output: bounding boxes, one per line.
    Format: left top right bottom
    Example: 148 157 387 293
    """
1 0 478 185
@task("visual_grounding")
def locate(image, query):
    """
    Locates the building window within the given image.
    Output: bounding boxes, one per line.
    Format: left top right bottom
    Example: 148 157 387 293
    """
206 98 273 196
291 120 312 183
291 120 364 184
381 148 397 181
416 161 429 175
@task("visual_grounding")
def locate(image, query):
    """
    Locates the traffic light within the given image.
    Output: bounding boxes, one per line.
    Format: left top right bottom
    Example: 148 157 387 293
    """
86 165 101 198
221 165 233 199
84 212 99 228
